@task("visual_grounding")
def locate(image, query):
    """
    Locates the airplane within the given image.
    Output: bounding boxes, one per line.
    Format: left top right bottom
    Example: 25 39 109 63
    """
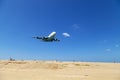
32 31 60 42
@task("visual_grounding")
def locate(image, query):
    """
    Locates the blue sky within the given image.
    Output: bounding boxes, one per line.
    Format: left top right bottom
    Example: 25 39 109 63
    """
0 0 120 62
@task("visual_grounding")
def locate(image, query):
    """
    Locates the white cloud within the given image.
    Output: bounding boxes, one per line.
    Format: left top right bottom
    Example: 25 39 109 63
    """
115 44 119 47
72 24 80 29
106 48 111 52
62 33 70 37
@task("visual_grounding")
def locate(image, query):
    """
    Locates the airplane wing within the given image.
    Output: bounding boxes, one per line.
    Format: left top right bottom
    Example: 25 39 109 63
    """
32 36 42 39
32 31 60 42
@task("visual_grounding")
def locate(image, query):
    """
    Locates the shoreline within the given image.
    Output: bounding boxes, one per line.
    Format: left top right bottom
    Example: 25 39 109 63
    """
0 60 120 80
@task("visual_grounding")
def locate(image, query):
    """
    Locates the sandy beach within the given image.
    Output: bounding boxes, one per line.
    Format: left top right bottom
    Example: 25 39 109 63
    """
0 60 120 80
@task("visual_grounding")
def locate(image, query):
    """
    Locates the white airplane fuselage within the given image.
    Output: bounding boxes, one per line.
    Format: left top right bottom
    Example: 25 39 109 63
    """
33 32 60 42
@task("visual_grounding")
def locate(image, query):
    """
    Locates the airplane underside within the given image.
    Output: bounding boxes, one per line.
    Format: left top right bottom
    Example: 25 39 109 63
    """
32 31 60 42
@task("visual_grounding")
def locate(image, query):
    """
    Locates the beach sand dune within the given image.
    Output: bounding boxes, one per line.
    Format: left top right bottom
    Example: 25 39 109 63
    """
0 60 120 80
